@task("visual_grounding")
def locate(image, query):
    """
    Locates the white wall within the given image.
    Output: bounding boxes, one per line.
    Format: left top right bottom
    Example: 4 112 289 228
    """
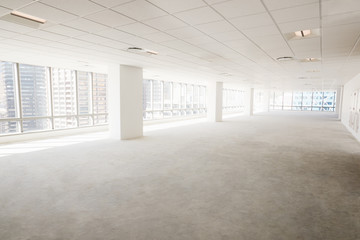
341 73 360 142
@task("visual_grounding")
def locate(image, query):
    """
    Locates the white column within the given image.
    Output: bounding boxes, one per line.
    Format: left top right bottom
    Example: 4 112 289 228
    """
108 64 143 140
336 86 344 120
248 88 254 116
207 81 223 122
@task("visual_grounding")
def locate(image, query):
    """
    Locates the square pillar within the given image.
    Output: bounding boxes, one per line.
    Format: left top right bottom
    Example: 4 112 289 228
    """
108 64 143 140
245 88 255 116
207 82 223 122
336 86 344 120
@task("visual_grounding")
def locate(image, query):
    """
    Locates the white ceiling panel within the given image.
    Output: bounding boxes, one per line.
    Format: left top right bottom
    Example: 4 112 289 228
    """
0 19 34 33
40 0 104 16
174 6 222 25
63 18 109 33
100 39 130 50
278 18 319 33
85 9 135 27
113 0 167 21
143 15 187 31
43 24 87 37
117 22 157 36
12 34 52 45
0 0 33 10
242 24 279 38
0 6 10 16
204 0 230 5
196 20 236 34
18 2 77 23
75 34 111 44
89 0 134 8
262 0 318 11
208 30 245 42
143 31 175 43
0 28 20 38
322 0 360 16
26 30 68 41
322 11 360 27
212 0 266 19
230 12 273 30
167 27 204 39
185 35 218 45
271 3 319 23
94 28 133 41
147 0 206 14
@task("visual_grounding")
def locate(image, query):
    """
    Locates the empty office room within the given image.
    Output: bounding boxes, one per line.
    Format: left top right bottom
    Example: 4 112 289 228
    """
0 0 360 239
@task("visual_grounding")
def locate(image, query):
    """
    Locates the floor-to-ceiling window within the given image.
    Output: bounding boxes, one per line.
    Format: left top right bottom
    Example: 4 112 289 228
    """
0 60 108 136
222 89 245 113
142 79 206 121
269 91 336 111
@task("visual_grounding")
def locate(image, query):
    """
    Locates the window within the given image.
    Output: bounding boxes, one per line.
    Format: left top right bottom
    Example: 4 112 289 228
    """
0 60 108 136
223 89 245 113
0 62 19 134
142 79 206 121
19 64 51 132
269 90 336 112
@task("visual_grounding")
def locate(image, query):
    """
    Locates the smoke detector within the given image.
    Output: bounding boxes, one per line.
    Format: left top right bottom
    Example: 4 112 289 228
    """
127 47 158 56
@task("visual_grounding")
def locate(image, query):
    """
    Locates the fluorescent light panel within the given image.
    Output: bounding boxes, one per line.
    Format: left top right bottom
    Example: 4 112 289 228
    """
11 11 46 24
295 30 311 37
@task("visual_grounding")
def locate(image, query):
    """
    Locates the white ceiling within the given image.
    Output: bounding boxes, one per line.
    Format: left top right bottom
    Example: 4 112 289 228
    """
0 0 359 90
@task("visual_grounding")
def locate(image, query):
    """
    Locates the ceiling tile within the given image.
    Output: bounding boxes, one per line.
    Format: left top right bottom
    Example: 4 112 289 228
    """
89 0 134 8
147 0 206 13
0 0 33 9
209 30 245 42
204 0 230 4
143 31 175 42
63 18 109 33
322 11 360 27
142 15 187 31
212 0 266 19
0 19 34 33
322 0 360 16
43 24 87 37
113 0 167 21
230 12 273 30
116 22 158 36
196 20 236 34
94 28 133 41
12 34 52 45
242 24 279 38
271 3 319 23
278 18 319 33
100 39 129 50
262 0 318 11
26 30 68 41
85 9 135 27
75 34 111 44
175 6 222 25
18 2 77 23
167 27 204 39
0 28 20 38
0 6 10 15
40 0 104 16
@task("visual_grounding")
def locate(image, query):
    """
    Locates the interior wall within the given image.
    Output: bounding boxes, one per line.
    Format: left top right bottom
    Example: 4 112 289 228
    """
341 73 360 142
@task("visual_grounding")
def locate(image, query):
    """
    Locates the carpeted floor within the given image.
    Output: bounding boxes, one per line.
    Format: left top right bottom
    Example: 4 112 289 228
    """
0 112 359 240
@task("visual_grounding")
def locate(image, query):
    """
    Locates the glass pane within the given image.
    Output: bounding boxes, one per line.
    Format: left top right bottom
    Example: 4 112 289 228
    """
52 68 77 116
19 64 51 117
0 121 19 135
77 71 92 115
143 111 152 120
193 85 199 108
283 92 292 110
153 111 163 120
163 82 171 110
199 86 206 108
302 92 312 110
163 111 172 118
143 79 152 111
54 117 77 129
312 91 323 107
274 92 283 108
152 80 162 110
0 61 18 119
94 114 107 125
173 83 181 109
181 84 186 109
22 118 51 132
292 92 302 109
93 73 107 114
186 84 193 109
79 116 92 127
323 92 335 108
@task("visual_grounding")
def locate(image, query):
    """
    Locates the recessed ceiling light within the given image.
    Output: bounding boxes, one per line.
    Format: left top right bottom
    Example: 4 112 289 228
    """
127 47 158 56
276 56 294 61
10 11 46 24
302 57 320 62
295 30 311 37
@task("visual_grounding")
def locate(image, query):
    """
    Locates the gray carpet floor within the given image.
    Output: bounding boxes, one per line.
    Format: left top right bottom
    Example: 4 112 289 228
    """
0 112 359 240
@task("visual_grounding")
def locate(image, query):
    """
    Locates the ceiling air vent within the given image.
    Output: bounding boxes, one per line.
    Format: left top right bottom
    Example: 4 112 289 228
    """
127 47 158 56
276 56 294 62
